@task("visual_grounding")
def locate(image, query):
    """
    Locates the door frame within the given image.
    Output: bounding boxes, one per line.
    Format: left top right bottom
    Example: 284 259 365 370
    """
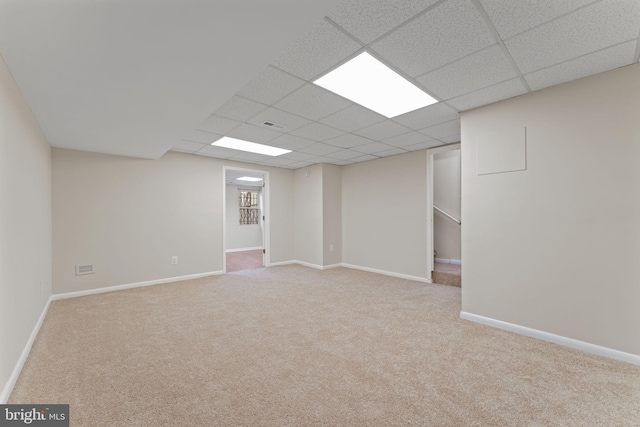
222 165 271 273
426 142 461 281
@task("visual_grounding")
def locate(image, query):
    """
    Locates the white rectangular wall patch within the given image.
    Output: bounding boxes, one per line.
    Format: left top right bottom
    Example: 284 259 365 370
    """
477 127 526 175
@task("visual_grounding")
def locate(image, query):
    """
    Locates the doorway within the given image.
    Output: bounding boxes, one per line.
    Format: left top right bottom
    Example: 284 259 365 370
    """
223 166 270 273
427 144 461 286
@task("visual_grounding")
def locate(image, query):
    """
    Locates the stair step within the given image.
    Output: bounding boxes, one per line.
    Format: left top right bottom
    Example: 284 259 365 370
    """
432 271 461 287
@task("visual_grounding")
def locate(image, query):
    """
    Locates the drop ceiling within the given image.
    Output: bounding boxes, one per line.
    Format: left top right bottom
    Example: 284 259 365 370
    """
2 0 639 169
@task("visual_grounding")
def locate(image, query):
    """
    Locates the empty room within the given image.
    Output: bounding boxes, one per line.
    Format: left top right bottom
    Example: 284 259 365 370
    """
1 0 639 425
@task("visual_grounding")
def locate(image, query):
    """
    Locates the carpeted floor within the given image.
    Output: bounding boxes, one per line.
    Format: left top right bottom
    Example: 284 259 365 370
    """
9 266 640 426
226 249 263 273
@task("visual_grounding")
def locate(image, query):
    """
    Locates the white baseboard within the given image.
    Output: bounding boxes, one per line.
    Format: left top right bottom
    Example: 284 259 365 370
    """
226 247 262 253
270 260 341 271
52 271 223 301
460 311 640 366
342 263 432 283
269 260 297 267
1 297 52 404
291 260 325 270
435 258 461 265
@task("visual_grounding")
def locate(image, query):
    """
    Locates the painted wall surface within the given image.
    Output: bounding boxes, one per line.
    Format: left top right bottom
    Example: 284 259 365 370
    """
52 149 294 293
342 151 429 279
293 164 323 266
433 149 461 261
0 55 52 401
225 184 262 250
322 164 342 267
461 63 640 356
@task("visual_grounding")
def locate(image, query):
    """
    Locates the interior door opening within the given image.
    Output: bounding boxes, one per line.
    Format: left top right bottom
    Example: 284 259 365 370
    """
427 144 461 287
223 167 270 273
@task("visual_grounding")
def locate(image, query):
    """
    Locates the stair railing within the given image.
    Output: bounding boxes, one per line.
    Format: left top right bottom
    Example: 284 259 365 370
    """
434 205 461 225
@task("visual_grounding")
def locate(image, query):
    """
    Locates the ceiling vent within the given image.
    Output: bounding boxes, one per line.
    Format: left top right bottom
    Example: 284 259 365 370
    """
262 121 285 130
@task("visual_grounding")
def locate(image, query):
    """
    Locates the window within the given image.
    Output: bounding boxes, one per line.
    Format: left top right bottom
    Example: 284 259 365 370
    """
239 190 260 225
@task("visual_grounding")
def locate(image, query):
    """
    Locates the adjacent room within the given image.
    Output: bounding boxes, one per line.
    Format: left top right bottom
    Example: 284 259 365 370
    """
1 0 639 425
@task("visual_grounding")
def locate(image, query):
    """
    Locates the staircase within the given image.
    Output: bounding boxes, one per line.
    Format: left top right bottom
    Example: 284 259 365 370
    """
432 262 461 287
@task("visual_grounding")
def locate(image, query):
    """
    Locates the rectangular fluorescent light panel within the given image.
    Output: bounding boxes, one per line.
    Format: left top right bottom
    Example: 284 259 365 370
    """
314 52 438 118
212 136 291 156
237 176 263 182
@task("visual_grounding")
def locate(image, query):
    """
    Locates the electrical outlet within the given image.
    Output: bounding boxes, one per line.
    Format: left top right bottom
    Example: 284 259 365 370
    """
171 256 178 265
329 244 335 252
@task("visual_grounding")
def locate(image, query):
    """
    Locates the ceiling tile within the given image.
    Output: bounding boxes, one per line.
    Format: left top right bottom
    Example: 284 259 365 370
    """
299 142 343 156
307 156 345 164
319 104 386 132
214 96 267 122
352 142 395 155
375 147 408 157
447 78 527 112
182 130 223 144
275 84 352 121
420 119 460 139
479 0 597 39
247 107 311 132
227 123 281 144
228 152 272 163
237 66 306 105
328 0 440 44
404 140 442 151
272 19 362 80
382 131 433 148
282 161 313 169
417 45 518 100
195 145 239 159
268 134 317 151
325 149 366 160
331 159 355 166
505 0 640 74
371 0 495 76
439 135 461 144
355 120 411 140
350 154 379 162
392 103 460 130
324 133 372 148
196 115 241 135
171 140 208 153
524 41 637 91
288 122 345 141
280 151 317 161
257 157 296 167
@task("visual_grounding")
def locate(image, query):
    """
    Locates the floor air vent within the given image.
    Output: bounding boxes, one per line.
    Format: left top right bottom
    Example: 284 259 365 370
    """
75 264 95 275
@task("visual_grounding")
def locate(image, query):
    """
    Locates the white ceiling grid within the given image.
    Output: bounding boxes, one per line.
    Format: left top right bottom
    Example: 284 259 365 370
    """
172 0 640 169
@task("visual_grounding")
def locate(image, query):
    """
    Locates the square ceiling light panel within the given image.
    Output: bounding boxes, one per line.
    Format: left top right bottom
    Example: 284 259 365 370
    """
212 137 291 156
314 52 438 118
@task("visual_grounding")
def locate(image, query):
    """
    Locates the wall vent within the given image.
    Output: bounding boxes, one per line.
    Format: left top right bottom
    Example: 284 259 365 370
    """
75 264 95 275
262 121 285 130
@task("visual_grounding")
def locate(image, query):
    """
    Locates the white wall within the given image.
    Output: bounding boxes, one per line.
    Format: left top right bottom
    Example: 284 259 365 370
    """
342 151 429 280
52 149 294 294
322 164 342 267
0 55 52 402
461 63 640 356
293 164 323 266
433 149 461 261
225 184 262 250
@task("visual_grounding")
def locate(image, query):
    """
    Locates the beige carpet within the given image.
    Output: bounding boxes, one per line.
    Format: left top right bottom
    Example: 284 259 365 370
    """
10 266 640 426
226 249 264 273
433 262 462 288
